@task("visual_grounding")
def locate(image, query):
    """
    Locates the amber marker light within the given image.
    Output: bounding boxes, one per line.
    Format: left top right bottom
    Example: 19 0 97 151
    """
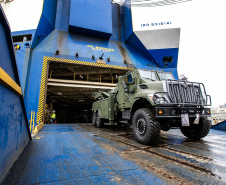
147 94 154 102
159 110 163 114
206 110 210 114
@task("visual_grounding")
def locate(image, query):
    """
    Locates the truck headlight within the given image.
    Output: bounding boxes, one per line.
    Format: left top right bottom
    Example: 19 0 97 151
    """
154 94 171 104
156 97 165 104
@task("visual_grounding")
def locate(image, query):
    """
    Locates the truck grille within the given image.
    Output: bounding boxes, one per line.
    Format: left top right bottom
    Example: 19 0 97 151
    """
155 80 211 106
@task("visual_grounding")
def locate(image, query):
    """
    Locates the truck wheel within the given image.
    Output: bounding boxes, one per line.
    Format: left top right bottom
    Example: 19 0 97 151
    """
180 117 210 140
96 112 104 128
132 108 161 145
116 121 122 127
92 112 96 126
160 122 171 131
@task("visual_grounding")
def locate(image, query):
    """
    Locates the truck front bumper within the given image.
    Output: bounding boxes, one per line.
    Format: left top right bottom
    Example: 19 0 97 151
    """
155 107 211 118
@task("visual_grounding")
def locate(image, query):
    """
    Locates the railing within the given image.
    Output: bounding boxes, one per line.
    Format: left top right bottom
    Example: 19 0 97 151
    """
29 111 41 133
154 80 212 106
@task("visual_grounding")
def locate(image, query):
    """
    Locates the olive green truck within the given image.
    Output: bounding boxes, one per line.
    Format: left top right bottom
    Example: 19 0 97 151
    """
92 68 211 145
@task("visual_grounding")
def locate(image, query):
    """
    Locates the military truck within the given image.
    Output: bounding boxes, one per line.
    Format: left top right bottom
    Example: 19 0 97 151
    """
92 68 211 145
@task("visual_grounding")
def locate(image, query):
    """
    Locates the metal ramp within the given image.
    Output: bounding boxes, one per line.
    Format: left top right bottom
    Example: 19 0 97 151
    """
2 123 226 184
211 120 226 131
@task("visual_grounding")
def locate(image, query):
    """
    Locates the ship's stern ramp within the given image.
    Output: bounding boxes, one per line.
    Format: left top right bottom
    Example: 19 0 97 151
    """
0 5 31 183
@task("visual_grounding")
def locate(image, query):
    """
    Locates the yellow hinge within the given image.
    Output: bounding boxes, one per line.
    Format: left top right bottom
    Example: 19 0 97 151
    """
0 67 22 96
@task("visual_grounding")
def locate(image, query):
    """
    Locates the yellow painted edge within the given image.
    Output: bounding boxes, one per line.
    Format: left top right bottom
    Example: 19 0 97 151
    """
44 56 133 70
33 122 44 134
37 58 48 123
0 67 22 95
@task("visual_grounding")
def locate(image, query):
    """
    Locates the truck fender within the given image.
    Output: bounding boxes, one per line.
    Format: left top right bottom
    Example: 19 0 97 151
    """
131 98 153 115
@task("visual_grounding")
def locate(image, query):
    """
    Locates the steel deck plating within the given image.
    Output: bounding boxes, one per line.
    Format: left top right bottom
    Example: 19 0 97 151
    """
2 124 226 185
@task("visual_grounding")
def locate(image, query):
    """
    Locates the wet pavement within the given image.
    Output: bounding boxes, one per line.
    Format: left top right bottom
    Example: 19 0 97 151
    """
1 123 226 185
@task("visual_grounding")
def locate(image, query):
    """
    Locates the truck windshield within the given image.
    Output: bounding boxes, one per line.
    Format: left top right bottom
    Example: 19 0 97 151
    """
138 70 158 81
157 71 175 80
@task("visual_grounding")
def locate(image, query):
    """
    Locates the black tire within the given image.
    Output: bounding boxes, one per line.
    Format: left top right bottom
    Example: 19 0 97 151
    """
92 112 96 126
160 122 171 131
115 112 122 126
116 116 122 126
96 111 104 128
132 108 161 145
180 117 210 140
116 121 122 127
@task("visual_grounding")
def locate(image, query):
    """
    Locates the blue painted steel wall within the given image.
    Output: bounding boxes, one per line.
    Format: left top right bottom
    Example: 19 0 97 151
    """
123 0 133 41
125 32 159 66
148 48 179 79
55 0 71 31
111 4 123 41
12 30 35 93
12 0 57 94
69 0 112 39
31 0 58 49
12 29 34 96
12 29 36 42
0 5 31 183
13 41 31 95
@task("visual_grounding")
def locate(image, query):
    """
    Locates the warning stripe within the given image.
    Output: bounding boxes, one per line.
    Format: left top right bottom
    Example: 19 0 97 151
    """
37 56 132 123
37 57 48 123
44 56 132 69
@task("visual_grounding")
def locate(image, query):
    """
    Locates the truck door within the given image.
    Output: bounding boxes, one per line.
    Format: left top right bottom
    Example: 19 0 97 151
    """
117 73 134 109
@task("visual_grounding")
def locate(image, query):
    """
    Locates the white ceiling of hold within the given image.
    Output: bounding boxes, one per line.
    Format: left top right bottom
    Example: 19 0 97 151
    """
1 0 43 32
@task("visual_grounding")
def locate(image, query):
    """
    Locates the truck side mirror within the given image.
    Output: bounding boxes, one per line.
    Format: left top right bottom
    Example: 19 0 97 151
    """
122 80 129 93
129 87 135 94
